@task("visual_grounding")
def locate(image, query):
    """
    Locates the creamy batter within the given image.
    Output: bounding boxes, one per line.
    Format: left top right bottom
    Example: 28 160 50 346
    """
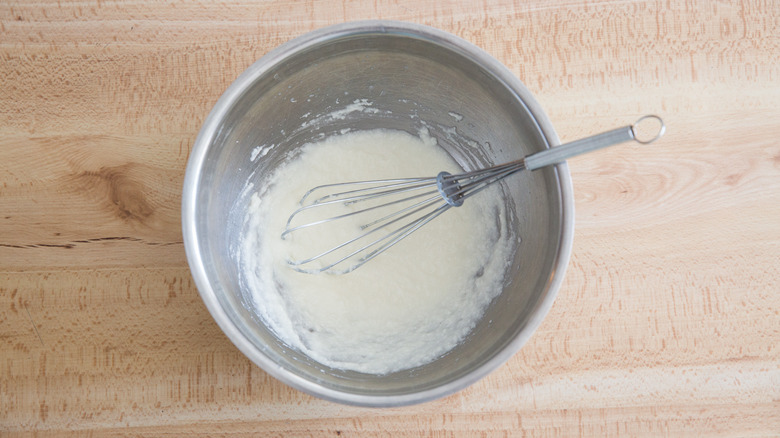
241 129 512 374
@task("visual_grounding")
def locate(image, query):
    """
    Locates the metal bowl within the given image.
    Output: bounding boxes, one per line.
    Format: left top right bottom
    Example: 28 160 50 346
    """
182 21 573 406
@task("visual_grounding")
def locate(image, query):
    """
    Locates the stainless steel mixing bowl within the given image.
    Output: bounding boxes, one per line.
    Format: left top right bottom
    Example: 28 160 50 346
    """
182 21 574 406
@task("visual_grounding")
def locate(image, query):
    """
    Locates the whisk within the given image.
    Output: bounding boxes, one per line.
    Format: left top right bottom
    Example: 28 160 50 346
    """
282 115 665 274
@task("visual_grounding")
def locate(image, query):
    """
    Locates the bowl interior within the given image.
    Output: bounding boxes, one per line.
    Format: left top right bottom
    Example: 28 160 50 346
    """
188 24 567 405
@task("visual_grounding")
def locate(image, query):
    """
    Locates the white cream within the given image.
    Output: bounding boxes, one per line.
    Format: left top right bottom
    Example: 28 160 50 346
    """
241 129 512 374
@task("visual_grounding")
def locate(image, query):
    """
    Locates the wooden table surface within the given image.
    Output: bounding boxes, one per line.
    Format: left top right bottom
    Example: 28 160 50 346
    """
2 0 779 436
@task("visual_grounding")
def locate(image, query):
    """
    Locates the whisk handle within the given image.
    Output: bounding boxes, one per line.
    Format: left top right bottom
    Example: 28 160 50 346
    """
524 115 665 171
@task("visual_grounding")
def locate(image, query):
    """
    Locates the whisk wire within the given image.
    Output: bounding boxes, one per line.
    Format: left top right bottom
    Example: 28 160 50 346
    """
289 198 451 274
282 187 441 238
302 177 437 205
360 194 443 229
349 203 451 271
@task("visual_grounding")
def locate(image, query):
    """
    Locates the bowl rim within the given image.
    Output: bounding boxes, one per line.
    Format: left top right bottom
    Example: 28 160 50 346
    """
182 19 574 407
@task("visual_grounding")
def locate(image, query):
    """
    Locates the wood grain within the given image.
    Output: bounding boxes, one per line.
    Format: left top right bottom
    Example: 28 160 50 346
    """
2 0 779 436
